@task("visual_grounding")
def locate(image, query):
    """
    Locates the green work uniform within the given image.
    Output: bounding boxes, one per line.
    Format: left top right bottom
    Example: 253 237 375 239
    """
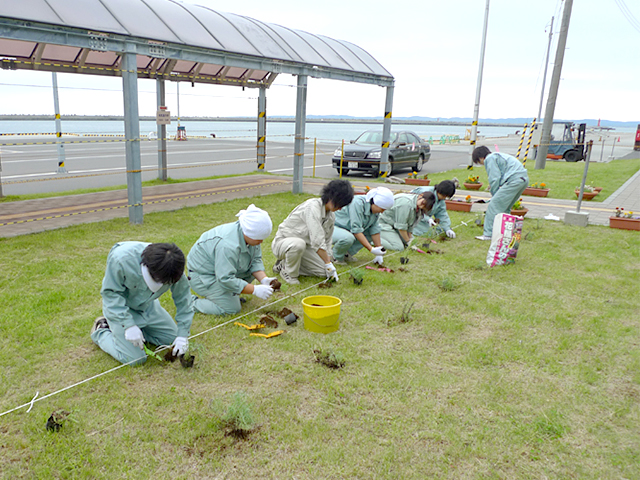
188 221 265 315
332 195 381 260
91 242 194 366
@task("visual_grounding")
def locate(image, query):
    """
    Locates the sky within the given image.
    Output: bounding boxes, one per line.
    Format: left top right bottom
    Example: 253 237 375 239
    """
0 0 639 122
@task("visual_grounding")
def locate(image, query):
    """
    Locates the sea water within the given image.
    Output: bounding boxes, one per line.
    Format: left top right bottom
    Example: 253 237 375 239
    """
0 119 527 142
1 120 634 144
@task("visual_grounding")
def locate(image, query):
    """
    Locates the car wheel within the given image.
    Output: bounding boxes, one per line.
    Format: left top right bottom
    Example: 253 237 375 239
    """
385 156 394 176
564 150 580 162
336 168 349 176
414 154 424 172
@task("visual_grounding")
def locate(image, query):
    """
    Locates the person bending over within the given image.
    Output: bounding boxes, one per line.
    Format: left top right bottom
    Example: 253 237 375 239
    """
332 187 394 265
378 191 436 251
471 146 529 240
411 179 457 238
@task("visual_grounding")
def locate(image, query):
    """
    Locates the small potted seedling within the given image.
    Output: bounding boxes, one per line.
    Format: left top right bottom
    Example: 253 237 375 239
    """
349 268 364 285
45 409 73 432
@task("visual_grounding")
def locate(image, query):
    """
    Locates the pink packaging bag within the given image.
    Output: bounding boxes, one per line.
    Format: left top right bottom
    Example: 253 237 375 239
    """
486 213 523 267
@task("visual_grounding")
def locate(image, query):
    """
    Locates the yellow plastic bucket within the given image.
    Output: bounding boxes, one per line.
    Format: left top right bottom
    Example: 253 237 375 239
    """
301 295 342 334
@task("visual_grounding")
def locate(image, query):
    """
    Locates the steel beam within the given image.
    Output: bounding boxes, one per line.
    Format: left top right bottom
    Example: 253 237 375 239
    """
122 48 143 224
293 75 307 194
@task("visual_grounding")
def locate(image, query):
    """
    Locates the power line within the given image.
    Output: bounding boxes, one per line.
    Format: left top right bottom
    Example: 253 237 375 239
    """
614 0 640 33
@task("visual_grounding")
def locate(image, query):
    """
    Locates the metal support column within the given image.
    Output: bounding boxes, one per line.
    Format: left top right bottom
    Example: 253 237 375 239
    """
292 75 307 194
122 49 143 224
156 78 167 181
52 72 67 173
380 85 394 176
257 86 266 170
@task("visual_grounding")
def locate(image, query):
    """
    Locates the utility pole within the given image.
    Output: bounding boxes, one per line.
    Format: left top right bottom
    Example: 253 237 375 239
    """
469 0 491 164
536 0 573 169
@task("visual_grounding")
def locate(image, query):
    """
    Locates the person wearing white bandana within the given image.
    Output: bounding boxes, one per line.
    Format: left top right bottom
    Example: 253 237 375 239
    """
188 204 276 315
332 187 394 265
90 242 194 365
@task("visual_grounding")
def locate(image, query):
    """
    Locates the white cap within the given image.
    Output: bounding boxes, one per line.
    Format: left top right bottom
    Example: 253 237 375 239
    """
236 204 272 240
365 187 394 210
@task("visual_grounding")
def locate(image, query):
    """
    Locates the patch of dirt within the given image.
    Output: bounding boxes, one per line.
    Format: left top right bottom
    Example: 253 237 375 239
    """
313 349 345 369
259 315 278 328
269 279 281 291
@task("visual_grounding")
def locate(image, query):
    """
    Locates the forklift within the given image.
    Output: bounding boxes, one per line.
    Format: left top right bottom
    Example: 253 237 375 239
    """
547 122 586 162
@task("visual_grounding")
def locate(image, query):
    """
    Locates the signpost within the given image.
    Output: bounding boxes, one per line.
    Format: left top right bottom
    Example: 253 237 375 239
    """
156 106 170 181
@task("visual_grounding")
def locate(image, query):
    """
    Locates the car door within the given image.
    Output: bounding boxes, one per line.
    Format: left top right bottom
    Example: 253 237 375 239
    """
394 133 409 168
404 132 420 165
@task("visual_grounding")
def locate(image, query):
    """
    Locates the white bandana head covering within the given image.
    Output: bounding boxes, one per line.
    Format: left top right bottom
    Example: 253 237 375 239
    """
365 187 394 210
236 204 272 240
141 264 163 293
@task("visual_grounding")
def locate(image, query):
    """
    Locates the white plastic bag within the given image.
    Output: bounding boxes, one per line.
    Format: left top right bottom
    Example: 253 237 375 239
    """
486 213 523 267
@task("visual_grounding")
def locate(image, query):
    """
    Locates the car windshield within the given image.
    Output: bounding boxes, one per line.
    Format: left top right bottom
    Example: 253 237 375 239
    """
354 132 398 145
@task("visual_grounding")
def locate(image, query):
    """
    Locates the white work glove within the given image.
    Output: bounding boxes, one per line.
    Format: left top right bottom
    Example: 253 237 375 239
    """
252 284 274 300
124 325 145 350
325 262 339 282
260 276 278 286
373 255 384 265
446 229 456 239
428 217 438 227
370 246 386 256
172 336 188 356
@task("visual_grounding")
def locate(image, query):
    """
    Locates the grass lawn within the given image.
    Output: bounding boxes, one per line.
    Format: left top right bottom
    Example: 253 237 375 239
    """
1 192 639 479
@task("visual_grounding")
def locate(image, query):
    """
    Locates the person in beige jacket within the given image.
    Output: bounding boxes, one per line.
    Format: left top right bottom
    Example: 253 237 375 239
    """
271 180 354 285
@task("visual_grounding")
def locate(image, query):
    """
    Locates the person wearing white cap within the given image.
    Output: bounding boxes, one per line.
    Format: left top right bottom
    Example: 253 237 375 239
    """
187 204 277 315
332 187 394 265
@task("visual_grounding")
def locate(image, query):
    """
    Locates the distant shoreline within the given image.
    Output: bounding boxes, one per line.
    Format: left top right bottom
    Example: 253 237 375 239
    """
0 115 520 128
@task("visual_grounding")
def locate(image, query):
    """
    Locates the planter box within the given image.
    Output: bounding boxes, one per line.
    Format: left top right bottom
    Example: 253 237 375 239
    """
609 217 640 231
575 190 599 200
522 187 550 197
510 208 528 217
405 178 430 186
445 200 473 212
354 191 367 195
463 182 483 190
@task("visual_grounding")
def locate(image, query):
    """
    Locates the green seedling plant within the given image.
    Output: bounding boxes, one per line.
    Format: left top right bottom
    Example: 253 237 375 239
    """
314 348 346 369
220 391 256 438
438 276 457 292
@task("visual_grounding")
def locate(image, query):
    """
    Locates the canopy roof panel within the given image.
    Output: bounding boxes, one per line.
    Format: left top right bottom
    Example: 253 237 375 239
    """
0 0 393 87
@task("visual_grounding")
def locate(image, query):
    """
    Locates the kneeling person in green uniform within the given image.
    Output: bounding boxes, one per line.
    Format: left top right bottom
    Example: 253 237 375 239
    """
90 242 194 366
332 187 394 265
411 180 457 238
378 191 436 251
188 204 276 315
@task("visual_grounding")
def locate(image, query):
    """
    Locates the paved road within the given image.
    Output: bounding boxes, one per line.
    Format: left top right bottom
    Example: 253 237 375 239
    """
0 133 636 196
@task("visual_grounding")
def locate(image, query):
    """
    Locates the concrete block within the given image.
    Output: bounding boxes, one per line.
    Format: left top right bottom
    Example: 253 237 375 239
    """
564 210 589 227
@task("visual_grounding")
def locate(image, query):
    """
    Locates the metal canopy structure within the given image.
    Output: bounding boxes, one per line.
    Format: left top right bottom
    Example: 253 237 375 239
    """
0 0 395 223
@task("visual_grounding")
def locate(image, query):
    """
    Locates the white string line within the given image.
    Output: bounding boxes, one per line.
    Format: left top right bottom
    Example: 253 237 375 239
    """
0 221 469 418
